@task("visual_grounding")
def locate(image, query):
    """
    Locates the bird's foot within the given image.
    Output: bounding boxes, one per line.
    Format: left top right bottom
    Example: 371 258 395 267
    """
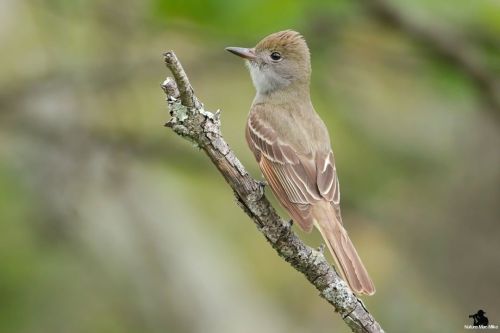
282 219 293 231
253 180 267 200
317 243 325 254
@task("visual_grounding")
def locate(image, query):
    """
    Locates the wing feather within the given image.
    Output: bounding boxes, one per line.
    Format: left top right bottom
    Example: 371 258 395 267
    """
246 112 341 231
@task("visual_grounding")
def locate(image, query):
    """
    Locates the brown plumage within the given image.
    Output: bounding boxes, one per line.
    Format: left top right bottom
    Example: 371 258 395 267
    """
226 30 375 295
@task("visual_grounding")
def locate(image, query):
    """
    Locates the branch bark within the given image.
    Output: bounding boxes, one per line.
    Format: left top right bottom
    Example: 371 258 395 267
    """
161 51 384 333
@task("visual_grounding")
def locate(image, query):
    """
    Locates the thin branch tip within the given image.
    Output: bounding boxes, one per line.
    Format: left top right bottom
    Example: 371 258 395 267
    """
162 50 199 109
161 77 180 99
163 51 175 61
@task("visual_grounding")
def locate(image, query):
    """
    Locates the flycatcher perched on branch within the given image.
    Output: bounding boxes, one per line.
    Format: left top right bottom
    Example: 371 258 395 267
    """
226 30 375 295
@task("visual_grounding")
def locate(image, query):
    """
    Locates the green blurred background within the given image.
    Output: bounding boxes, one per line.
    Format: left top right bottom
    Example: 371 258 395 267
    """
1 0 499 332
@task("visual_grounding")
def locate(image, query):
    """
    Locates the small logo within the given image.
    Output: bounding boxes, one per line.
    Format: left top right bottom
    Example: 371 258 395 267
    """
465 309 498 330
470 310 489 326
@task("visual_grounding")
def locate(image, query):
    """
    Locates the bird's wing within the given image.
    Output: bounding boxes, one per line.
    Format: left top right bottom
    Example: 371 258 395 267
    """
246 111 341 231
315 150 342 223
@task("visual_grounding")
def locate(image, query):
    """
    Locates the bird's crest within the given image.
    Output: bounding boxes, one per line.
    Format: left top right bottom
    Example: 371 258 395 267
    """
255 30 309 58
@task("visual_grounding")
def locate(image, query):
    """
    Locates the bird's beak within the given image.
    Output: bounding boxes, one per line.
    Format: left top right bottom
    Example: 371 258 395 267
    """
225 47 256 60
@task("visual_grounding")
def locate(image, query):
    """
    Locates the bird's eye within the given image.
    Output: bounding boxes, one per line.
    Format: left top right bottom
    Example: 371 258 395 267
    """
270 52 282 61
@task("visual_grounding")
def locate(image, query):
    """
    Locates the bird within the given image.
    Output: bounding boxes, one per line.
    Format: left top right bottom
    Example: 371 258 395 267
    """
226 30 375 295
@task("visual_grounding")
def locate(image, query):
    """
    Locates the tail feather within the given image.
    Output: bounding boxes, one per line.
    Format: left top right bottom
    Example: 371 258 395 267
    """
313 203 375 295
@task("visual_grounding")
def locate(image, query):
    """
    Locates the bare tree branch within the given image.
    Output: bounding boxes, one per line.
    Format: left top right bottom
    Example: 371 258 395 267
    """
161 51 385 333
361 0 500 121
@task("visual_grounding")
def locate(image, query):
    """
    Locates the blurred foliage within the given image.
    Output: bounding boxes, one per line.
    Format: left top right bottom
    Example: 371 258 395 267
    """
1 0 499 332
152 0 356 38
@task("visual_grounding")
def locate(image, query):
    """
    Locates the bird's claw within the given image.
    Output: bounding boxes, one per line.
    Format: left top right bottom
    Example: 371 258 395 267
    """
282 219 293 230
257 180 268 188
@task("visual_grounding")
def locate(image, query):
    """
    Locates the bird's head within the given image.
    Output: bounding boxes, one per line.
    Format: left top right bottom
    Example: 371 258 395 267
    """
226 30 311 95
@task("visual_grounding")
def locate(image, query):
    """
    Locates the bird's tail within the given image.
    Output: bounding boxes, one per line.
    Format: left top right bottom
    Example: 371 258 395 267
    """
312 202 375 295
